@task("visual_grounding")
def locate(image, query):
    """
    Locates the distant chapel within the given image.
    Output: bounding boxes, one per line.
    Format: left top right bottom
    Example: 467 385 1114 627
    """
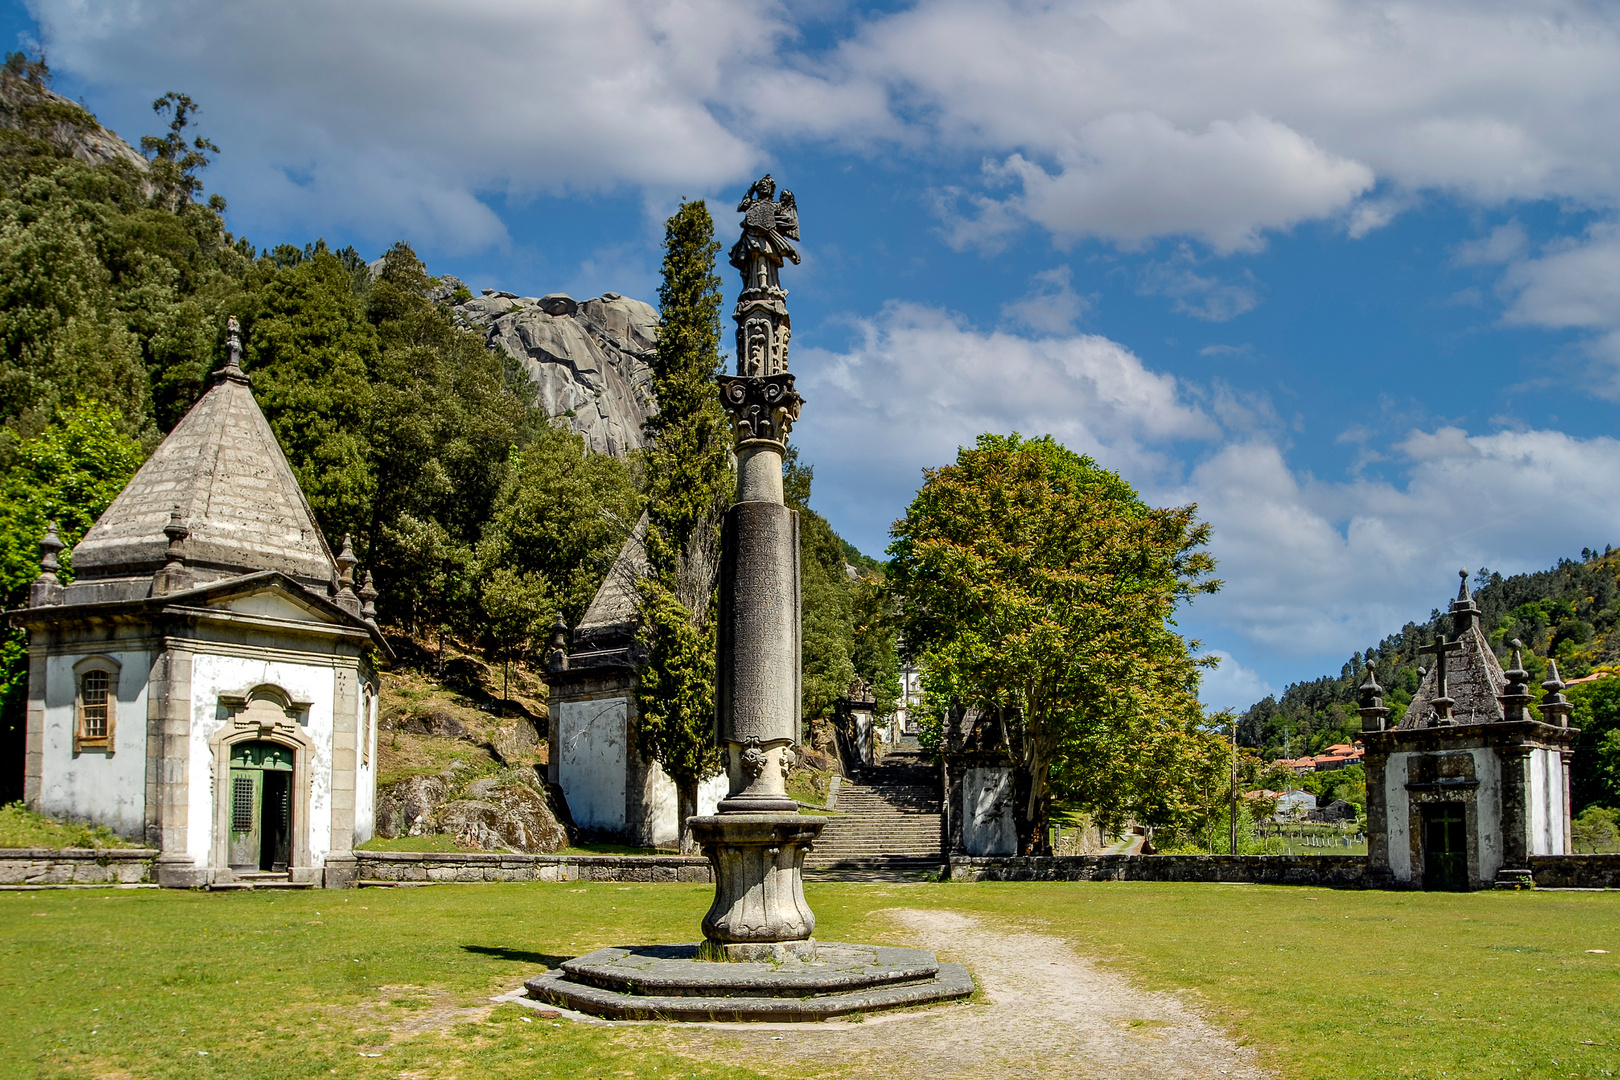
1361 572 1576 889
15 320 390 888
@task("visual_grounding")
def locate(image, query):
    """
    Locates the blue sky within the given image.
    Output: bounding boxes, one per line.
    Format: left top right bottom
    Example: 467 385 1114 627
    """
14 1 1620 709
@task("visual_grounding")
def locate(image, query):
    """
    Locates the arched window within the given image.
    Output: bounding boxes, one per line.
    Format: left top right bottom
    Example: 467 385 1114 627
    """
73 657 119 754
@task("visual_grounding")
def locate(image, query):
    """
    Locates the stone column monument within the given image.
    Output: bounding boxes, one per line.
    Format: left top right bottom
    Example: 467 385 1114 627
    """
688 174 825 961
524 180 972 1017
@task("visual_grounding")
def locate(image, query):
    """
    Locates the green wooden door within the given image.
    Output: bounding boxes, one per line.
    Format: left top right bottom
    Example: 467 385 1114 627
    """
1422 802 1468 890
227 742 295 872
228 768 262 869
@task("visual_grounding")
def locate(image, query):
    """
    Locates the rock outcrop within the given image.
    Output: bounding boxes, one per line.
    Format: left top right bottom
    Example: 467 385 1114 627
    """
375 768 568 854
0 66 149 171
449 281 658 457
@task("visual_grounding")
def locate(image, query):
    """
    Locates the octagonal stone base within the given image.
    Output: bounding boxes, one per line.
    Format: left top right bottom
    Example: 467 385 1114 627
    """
525 942 974 1022
690 813 824 955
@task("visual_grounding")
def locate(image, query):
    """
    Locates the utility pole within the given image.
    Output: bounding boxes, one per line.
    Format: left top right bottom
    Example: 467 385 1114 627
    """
1230 719 1239 856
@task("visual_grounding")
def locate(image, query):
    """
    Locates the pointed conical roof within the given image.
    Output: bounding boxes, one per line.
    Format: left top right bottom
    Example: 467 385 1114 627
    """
70 358 336 590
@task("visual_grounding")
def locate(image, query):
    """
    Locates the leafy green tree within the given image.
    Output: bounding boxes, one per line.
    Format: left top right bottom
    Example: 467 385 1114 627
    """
479 567 553 708
851 573 901 721
0 401 143 799
140 92 220 209
634 199 731 849
888 432 1219 852
0 59 248 440
243 244 379 536
1569 676 1620 813
476 418 640 629
784 448 857 730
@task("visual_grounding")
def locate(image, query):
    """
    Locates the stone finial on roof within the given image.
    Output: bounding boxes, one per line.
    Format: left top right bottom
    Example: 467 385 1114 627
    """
151 507 194 596
216 315 249 386
1540 659 1572 728
547 614 570 674
359 570 379 628
334 534 361 615
28 522 64 607
1357 661 1389 732
1499 639 1534 724
1451 568 1481 635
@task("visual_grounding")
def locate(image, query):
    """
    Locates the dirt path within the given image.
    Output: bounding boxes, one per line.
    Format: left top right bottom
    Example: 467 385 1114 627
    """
668 909 1271 1080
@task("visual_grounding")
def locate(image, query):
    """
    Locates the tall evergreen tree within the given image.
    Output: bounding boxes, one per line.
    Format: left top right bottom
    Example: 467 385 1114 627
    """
635 200 732 850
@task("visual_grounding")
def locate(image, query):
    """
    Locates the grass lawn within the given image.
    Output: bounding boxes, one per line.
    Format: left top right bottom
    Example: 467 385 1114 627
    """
3 880 1616 1079
0 803 138 850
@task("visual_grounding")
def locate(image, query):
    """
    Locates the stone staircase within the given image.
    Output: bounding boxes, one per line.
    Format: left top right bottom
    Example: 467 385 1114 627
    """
805 749 944 881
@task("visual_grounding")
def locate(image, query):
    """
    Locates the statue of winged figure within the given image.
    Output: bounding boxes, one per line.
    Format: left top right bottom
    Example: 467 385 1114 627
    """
728 174 800 291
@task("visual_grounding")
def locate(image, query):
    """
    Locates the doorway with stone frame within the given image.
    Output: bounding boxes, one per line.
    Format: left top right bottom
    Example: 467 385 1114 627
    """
209 686 316 884
1421 801 1468 890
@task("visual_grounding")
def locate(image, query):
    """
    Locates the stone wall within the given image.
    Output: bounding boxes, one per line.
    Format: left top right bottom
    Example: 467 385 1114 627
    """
950 853 1620 889
0 848 157 886
1528 854 1620 889
951 853 1371 887
357 850 712 884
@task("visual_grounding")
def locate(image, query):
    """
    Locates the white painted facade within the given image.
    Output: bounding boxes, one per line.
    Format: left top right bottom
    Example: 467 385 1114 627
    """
20 347 389 889
555 695 725 846
558 698 628 832
36 648 152 838
1529 747 1564 856
186 653 337 871
961 766 1018 856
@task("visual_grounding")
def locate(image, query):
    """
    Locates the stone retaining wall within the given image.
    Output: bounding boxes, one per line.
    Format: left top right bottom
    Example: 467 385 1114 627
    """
0 848 157 886
1528 854 1620 889
356 850 713 884
950 853 1371 887
951 853 1620 888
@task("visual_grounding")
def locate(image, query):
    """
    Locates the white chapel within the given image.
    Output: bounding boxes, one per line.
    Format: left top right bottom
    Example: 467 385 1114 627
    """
16 320 390 888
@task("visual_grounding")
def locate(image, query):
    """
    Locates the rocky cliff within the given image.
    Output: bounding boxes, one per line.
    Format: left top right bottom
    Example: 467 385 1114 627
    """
447 282 658 457
0 63 149 171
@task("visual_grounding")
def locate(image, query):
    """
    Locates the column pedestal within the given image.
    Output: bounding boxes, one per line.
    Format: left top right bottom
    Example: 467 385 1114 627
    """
691 813 825 961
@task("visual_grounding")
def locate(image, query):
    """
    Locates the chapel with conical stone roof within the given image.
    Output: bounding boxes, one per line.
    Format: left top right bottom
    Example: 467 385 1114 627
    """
1360 572 1577 890
14 319 390 888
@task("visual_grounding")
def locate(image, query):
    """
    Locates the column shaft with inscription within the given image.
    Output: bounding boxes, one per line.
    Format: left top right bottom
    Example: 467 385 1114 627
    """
690 175 824 962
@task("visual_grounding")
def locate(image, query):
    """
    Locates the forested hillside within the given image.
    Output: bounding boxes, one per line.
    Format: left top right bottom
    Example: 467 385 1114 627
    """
1241 550 1620 813
0 56 894 803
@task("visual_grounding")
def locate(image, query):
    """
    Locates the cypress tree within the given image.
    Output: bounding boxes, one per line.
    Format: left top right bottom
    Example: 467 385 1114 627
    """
635 200 733 851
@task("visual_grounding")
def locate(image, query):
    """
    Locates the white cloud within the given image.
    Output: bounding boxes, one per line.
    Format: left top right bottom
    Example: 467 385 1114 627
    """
793 301 1219 550
991 114 1373 254
760 0 1620 249
36 1 1620 257
999 266 1088 334
1501 222 1620 330
1199 651 1275 713
31 0 784 251
1139 251 1262 322
794 302 1620 680
1453 220 1529 267
1172 427 1620 660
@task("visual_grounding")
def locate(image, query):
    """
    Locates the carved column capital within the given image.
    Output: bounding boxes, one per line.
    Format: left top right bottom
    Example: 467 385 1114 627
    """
718 373 802 446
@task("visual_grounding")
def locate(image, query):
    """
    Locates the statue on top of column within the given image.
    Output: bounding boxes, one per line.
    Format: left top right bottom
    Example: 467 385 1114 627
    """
728 175 799 379
728 174 800 291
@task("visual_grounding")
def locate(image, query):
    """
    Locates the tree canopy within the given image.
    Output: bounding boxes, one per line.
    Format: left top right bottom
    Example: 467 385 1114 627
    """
887 432 1219 850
